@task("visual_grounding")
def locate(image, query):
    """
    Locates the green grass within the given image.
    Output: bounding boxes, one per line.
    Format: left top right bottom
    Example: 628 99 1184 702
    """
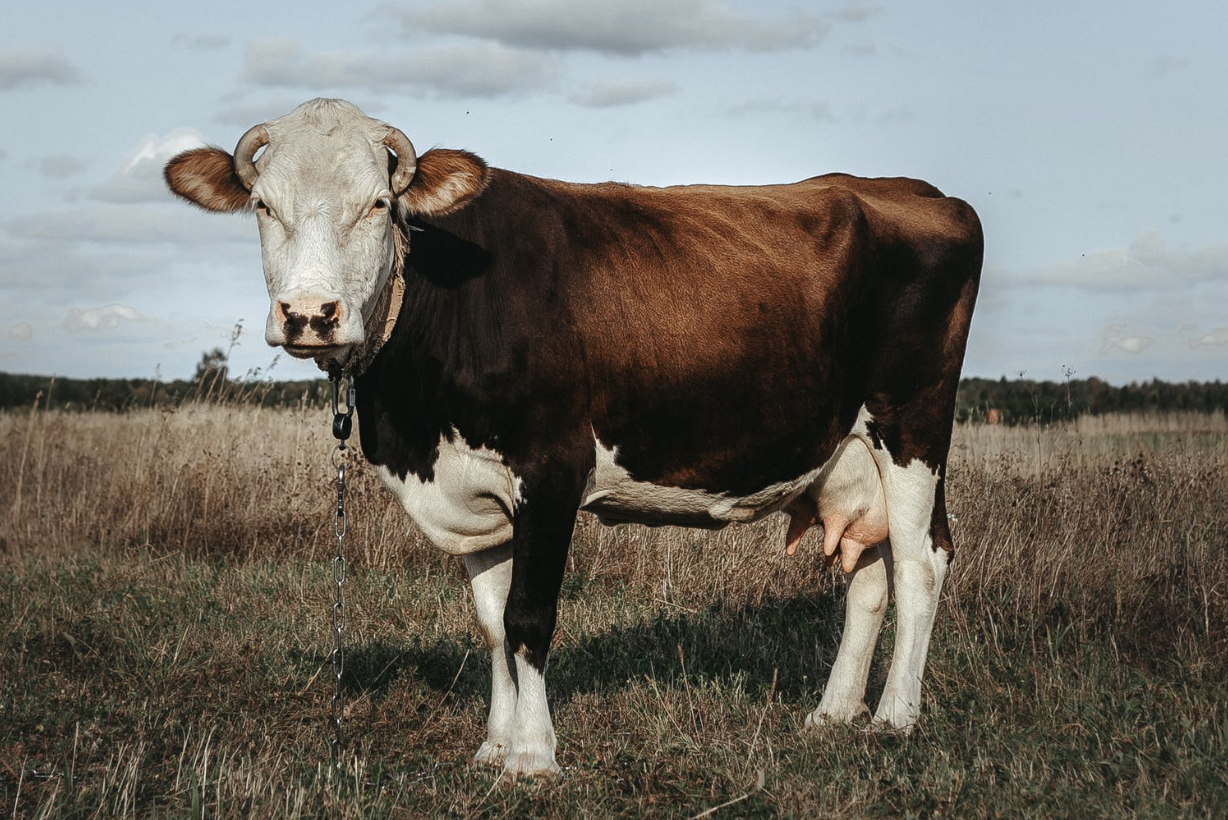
2 410 1227 817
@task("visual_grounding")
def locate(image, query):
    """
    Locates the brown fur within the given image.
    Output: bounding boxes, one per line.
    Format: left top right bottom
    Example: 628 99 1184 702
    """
163 147 251 212
398 149 492 217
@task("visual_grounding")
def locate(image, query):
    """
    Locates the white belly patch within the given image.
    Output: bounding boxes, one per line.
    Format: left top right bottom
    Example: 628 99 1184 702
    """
580 408 886 532
580 439 820 527
375 431 523 555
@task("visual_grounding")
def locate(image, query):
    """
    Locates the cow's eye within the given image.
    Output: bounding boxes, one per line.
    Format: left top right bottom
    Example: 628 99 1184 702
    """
369 198 391 217
254 199 272 217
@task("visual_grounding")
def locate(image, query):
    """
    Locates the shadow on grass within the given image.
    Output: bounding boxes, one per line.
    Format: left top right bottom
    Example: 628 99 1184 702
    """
339 592 849 708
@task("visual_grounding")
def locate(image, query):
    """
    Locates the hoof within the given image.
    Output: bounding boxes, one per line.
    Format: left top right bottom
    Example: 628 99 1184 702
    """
501 746 561 778
873 693 919 733
871 712 918 735
804 700 870 729
474 739 509 766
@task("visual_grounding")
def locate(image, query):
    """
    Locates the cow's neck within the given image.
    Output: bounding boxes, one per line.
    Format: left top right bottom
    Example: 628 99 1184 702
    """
354 211 528 478
343 269 406 377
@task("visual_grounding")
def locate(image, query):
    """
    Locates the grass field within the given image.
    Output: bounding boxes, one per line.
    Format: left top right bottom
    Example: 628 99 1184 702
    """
1 404 1226 818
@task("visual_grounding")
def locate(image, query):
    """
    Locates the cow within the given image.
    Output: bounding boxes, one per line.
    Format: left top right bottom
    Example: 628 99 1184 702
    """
164 98 982 777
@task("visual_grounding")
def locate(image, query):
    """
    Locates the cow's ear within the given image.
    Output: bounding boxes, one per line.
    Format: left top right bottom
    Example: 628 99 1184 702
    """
398 149 490 217
164 147 251 213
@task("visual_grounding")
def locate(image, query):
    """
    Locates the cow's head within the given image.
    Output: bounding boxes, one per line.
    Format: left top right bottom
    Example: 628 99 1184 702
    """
164 98 489 371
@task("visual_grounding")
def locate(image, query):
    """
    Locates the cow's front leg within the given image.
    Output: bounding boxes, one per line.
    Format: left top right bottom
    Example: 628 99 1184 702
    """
463 544 516 765
500 465 582 777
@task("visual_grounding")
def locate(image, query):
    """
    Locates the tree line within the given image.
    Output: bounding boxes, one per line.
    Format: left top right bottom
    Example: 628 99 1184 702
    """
1 366 1226 423
956 376 1228 423
0 370 333 413
0 348 332 413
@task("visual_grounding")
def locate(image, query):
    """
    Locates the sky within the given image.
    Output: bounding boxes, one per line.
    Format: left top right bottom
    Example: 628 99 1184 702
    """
1 0 1225 385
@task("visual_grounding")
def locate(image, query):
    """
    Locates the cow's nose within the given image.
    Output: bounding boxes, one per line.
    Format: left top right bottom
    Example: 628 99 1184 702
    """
277 299 342 337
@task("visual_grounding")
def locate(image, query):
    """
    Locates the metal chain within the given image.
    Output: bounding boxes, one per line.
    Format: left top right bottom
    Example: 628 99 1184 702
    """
328 375 356 767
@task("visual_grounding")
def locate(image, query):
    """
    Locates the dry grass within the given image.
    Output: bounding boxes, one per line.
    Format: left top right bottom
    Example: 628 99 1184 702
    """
1 405 1226 817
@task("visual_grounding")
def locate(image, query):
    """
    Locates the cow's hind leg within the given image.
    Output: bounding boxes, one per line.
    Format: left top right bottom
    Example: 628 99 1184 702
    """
872 456 948 730
463 544 516 765
807 544 891 725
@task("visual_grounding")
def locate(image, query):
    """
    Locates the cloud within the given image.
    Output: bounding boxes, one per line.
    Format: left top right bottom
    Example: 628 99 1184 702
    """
833 5 882 23
1151 56 1188 77
398 0 829 55
7 204 254 247
0 48 83 90
842 43 877 57
568 79 676 108
38 155 90 180
1189 327 1228 348
211 99 320 128
88 129 209 204
1100 329 1153 355
725 97 837 123
64 304 146 333
243 39 559 97
9 322 33 341
1027 233 1228 294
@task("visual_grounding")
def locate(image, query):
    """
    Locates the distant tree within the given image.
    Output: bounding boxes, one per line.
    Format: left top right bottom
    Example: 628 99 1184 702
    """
194 348 229 382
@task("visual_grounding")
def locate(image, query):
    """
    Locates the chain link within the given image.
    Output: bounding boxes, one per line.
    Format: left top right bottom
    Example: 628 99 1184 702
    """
328 375 356 767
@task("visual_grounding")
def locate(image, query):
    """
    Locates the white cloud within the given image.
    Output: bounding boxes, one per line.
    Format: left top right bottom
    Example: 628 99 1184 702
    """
1189 327 1228 348
243 39 559 98
88 129 209 204
64 304 146 333
9 322 33 341
568 79 677 108
400 0 829 55
0 48 82 90
1031 232 1228 294
1100 325 1153 355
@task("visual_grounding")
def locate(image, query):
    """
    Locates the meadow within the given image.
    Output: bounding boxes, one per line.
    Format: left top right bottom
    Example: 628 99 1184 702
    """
1 401 1225 818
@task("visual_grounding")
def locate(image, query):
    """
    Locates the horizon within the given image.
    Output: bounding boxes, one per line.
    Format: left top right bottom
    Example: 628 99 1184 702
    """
4 363 1226 391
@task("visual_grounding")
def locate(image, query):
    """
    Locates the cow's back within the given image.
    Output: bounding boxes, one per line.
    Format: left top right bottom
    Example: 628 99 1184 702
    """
506 172 982 494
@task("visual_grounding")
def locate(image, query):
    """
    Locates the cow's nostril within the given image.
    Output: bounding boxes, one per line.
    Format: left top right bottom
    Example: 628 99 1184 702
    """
277 298 340 341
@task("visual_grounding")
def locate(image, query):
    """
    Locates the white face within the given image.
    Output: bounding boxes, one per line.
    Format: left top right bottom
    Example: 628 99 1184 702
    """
167 98 491 372
248 102 400 366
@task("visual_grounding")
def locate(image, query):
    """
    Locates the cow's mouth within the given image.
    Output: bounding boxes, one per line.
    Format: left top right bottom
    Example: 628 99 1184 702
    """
283 343 350 361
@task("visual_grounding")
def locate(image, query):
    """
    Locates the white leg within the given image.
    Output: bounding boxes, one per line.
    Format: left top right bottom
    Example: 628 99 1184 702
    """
807 545 891 725
872 459 946 730
463 546 517 765
502 651 560 776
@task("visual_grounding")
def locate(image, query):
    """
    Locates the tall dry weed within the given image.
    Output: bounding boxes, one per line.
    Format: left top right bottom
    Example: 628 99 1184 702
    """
2 406 1224 663
0 404 428 567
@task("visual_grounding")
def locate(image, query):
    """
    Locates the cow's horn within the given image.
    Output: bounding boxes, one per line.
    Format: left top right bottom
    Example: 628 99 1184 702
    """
234 124 270 191
383 127 418 195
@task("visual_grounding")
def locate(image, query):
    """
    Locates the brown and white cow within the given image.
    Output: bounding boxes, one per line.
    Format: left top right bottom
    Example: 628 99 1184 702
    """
165 98 982 776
